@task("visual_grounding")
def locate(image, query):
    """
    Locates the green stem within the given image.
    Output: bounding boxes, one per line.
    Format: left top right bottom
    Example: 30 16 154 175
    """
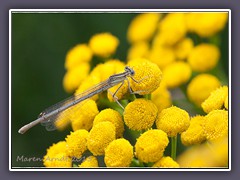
143 94 151 100
171 136 177 160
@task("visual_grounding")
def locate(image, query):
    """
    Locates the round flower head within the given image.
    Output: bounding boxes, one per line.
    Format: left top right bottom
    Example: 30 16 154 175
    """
107 80 129 102
152 83 172 112
43 141 71 167
202 86 228 113
174 38 194 60
135 129 169 163
186 12 228 37
87 121 116 156
71 99 99 131
89 33 119 58
188 43 220 72
65 129 89 158
104 138 133 167
187 74 221 106
124 99 158 131
156 106 190 137
158 13 187 46
90 59 125 81
75 74 101 101
78 156 98 168
162 62 192 89
203 110 228 141
181 115 206 146
65 44 92 70
63 63 90 93
148 46 176 70
93 108 124 138
128 59 162 95
127 41 150 60
152 156 180 168
127 13 161 43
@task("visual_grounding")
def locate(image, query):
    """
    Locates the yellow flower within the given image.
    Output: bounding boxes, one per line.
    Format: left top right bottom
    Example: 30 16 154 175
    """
188 43 220 72
107 80 129 102
124 99 158 131
152 156 180 168
90 59 125 81
104 138 133 167
187 74 221 106
43 141 72 167
93 108 124 138
148 46 176 70
224 95 228 110
186 12 228 37
174 38 194 60
158 13 187 46
181 115 206 146
87 121 116 156
135 129 169 163
127 41 150 60
202 86 228 113
65 44 92 70
156 106 190 137
151 83 172 112
63 63 90 93
127 13 161 43
162 62 192 88
65 129 88 158
203 110 228 141
89 33 119 58
128 59 162 95
71 99 99 131
75 74 101 101
78 156 98 168
177 136 228 167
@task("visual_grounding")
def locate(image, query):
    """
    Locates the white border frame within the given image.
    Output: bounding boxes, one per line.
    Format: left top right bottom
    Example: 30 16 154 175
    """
9 9 231 171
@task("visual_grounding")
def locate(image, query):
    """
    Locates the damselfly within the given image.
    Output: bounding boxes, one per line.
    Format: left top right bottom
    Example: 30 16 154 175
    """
18 66 137 134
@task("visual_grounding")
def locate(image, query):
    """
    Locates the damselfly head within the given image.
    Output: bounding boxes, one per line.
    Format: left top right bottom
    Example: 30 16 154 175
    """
125 66 135 76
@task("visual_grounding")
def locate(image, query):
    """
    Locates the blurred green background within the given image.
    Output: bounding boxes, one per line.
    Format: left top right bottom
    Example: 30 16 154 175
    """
12 13 136 167
12 12 228 167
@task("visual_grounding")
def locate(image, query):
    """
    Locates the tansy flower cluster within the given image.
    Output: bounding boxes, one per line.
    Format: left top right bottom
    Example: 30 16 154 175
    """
43 12 229 168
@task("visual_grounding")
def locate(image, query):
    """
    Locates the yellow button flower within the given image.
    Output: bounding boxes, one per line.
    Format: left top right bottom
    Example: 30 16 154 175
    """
202 86 228 113
43 141 71 168
127 41 150 60
63 63 90 93
87 121 116 156
203 110 228 141
151 83 172 112
158 13 187 46
187 74 221 106
65 44 92 70
186 12 228 37
148 46 176 70
162 62 192 89
156 106 190 137
104 138 133 167
78 156 98 168
89 33 119 58
135 129 169 163
127 13 161 43
128 59 162 95
65 129 88 158
71 99 99 131
181 115 206 146
93 108 124 138
107 80 129 102
124 99 158 131
188 43 220 72
75 74 101 101
152 156 180 168
174 38 194 60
